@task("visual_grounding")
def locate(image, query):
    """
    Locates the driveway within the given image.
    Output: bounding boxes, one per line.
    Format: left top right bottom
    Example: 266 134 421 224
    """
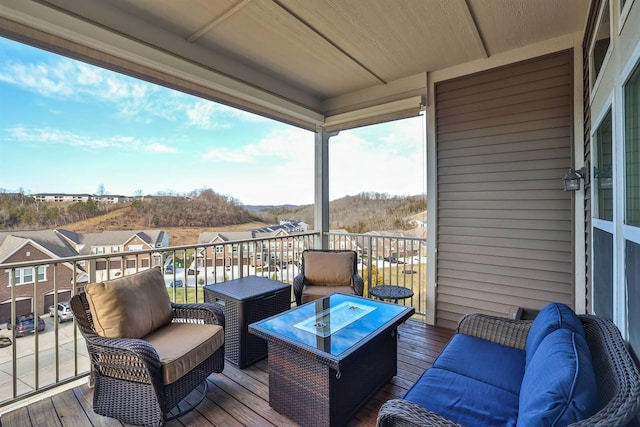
0 316 89 403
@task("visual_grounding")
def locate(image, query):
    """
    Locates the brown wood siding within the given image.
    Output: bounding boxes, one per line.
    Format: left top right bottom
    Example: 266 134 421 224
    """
435 50 574 329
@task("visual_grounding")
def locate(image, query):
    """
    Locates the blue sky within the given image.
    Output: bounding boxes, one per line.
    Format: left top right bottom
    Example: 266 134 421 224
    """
0 37 425 206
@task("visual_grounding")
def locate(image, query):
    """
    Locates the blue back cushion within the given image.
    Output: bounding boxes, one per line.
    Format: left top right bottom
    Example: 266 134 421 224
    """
405 367 519 427
526 302 585 366
433 334 525 395
518 329 597 427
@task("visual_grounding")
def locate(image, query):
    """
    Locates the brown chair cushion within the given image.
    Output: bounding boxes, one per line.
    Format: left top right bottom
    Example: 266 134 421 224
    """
85 268 173 339
144 322 224 384
301 284 355 304
303 251 355 286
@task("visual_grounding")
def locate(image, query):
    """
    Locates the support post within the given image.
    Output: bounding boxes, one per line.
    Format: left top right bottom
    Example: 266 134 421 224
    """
314 127 336 249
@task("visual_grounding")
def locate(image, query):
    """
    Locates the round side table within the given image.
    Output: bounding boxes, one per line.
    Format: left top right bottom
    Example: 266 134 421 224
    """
369 285 414 303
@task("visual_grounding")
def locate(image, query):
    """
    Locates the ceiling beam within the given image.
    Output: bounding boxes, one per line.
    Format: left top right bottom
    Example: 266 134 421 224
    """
186 0 252 43
463 0 489 58
272 0 387 85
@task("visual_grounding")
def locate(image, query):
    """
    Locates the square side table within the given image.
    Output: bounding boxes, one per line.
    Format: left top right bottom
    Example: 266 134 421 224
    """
204 276 291 368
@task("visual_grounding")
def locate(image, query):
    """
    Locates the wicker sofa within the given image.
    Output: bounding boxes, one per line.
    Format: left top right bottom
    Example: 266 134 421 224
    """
377 303 640 427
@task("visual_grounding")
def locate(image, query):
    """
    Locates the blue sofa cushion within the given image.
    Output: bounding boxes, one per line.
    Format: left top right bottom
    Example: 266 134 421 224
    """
526 302 585 366
518 328 597 427
433 333 525 395
405 367 519 427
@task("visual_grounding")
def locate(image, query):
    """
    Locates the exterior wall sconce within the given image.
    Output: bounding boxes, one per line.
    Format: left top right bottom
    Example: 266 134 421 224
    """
562 167 587 191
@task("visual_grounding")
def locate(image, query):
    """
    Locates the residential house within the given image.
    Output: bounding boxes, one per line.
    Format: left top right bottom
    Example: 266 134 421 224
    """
93 195 132 204
0 229 169 322
359 229 426 261
197 226 305 268
56 229 169 281
32 193 93 203
405 211 428 229
0 230 82 323
327 229 363 252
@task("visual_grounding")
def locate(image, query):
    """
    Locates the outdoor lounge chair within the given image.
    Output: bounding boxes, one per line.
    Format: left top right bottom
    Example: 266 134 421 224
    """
293 249 364 305
70 267 225 427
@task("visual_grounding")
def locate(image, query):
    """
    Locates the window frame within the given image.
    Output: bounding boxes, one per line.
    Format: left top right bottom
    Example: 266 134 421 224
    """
590 103 618 224
591 96 619 322
9 265 47 286
622 59 640 231
619 0 635 34
590 0 613 92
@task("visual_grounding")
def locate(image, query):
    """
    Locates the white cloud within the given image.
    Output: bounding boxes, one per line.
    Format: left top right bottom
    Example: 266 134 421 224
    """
1 49 277 131
202 126 312 163
184 100 268 130
330 116 425 198
145 143 177 153
5 126 179 154
185 101 229 130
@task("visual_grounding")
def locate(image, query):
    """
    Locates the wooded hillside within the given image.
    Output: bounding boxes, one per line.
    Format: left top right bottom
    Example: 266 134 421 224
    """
0 188 252 230
1 191 425 233
253 192 426 232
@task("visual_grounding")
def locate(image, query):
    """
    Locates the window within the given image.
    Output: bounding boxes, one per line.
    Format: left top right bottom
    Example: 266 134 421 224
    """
128 245 143 251
620 0 635 32
215 246 223 253
625 60 640 358
11 266 46 285
111 246 120 253
590 0 611 87
625 63 640 227
594 109 614 221
95 247 105 254
627 240 640 358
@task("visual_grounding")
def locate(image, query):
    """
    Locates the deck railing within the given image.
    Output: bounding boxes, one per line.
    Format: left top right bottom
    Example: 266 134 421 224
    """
0 231 426 408
325 232 427 315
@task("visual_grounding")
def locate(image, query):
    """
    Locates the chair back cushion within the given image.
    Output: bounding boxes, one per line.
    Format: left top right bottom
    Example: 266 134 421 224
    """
518 328 597 426
303 251 354 286
85 267 173 338
525 302 585 366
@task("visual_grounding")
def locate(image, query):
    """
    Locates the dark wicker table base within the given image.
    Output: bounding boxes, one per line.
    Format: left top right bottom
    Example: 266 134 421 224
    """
267 327 398 427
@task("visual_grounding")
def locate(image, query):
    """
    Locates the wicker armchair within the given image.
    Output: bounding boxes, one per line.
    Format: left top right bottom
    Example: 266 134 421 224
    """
292 249 364 305
70 269 225 427
377 313 640 427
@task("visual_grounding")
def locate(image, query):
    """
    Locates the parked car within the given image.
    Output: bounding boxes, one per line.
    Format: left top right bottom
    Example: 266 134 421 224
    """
402 269 417 274
164 265 173 274
166 279 184 288
49 301 73 322
7 313 45 337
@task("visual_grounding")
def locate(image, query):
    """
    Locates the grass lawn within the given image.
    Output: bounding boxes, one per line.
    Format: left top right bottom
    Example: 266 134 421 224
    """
166 263 427 304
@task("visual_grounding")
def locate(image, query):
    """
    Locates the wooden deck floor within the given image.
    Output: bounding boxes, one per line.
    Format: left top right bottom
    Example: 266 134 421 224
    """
0 319 453 427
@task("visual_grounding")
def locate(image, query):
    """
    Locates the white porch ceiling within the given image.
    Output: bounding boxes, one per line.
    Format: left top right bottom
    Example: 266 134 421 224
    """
0 0 588 128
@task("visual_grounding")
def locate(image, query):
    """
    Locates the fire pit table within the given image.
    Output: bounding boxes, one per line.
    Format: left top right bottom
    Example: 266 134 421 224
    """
249 293 414 427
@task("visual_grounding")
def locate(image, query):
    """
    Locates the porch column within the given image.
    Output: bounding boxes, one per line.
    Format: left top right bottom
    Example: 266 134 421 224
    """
314 127 336 249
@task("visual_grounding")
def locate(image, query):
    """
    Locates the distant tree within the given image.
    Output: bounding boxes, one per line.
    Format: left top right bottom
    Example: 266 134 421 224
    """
97 184 106 196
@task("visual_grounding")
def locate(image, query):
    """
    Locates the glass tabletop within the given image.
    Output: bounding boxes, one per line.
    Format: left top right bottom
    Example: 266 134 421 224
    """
249 293 412 357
